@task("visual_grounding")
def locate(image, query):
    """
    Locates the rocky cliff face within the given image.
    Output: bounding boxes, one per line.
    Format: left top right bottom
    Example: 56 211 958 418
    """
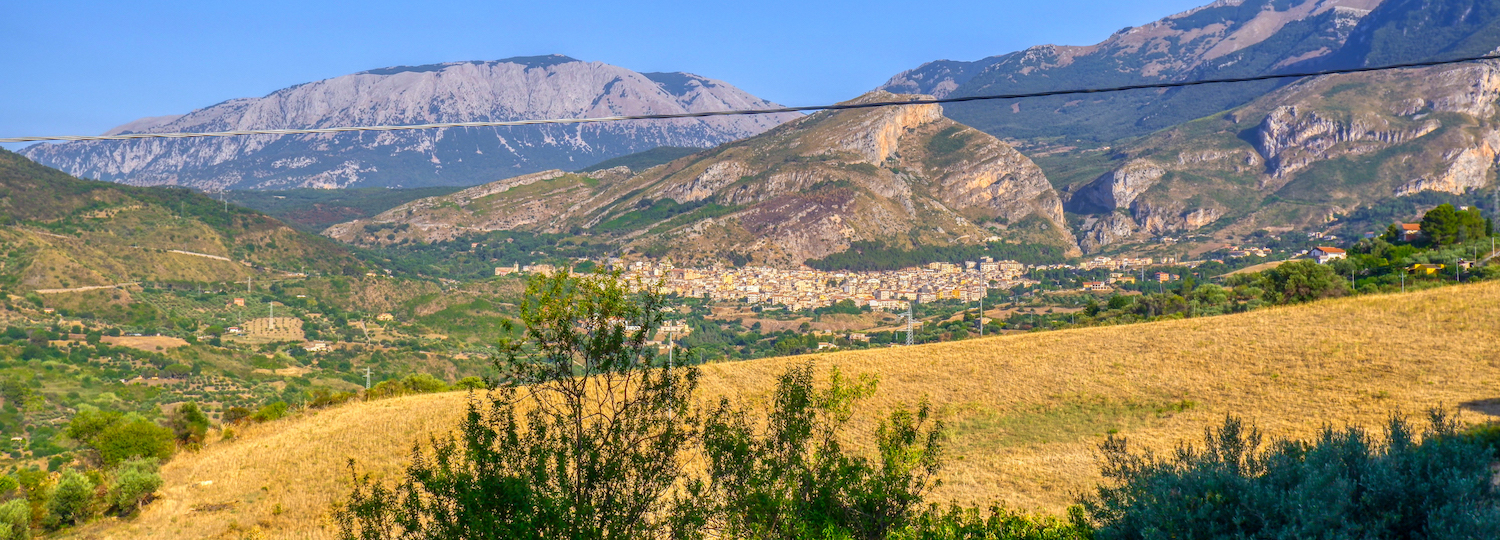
1254 105 1441 178
881 0 1385 142
20 56 799 190
1075 160 1167 211
327 92 1076 266
1060 56 1500 253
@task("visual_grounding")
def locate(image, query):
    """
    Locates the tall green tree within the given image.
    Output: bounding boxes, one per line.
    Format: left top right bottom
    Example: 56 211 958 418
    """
334 269 697 540
1420 203 1488 247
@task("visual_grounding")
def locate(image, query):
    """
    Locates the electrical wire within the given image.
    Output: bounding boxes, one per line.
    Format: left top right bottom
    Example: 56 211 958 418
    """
4 53 1499 144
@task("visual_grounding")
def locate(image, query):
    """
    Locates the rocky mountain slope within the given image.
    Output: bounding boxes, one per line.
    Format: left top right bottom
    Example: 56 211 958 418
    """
882 0 1389 143
881 0 1500 253
324 92 1077 266
1061 57 1500 252
20 56 799 191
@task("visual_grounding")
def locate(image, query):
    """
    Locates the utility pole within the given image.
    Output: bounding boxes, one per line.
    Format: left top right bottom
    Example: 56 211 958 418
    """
905 303 914 346
977 294 984 337
667 330 675 365
365 366 371 390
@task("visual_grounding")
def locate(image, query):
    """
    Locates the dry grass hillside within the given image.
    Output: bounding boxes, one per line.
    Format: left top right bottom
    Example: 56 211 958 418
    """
71 282 1500 540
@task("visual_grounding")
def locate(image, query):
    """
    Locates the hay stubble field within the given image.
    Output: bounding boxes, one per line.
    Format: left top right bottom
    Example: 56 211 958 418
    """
70 282 1500 539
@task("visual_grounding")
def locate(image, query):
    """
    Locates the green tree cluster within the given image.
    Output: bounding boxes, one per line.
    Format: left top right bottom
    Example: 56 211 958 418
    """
65 408 174 467
1419 203 1490 247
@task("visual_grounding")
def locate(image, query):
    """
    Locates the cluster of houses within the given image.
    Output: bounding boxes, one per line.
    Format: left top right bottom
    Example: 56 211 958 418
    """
611 258 1037 311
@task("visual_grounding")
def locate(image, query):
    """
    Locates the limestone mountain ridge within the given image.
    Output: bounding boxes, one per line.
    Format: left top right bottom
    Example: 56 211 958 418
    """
20 55 800 191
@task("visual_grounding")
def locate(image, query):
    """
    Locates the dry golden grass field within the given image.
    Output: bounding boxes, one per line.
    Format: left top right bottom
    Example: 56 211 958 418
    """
69 282 1500 540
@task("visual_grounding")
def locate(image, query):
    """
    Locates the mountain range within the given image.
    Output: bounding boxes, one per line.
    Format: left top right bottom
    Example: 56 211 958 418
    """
18 0 1500 263
19 56 799 190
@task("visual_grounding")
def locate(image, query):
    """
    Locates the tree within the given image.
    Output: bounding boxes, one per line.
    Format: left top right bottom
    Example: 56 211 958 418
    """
1240 260 1349 304
168 402 210 445
93 419 174 467
107 458 162 516
44 470 93 529
334 269 697 540
1420 203 1488 247
0 499 29 540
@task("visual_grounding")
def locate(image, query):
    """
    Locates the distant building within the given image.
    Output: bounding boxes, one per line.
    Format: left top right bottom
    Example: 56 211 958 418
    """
1082 281 1111 292
1399 223 1422 242
375 313 395 322
1410 263 1445 275
1310 246 1347 264
495 263 520 276
233 298 246 307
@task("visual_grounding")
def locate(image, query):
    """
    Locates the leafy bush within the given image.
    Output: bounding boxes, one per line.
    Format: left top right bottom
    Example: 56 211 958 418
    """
94 419 174 467
107 458 162 516
335 269 695 539
889 504 1092 540
0 499 29 540
250 402 289 422
168 402 209 445
364 373 450 400
44 470 93 528
221 406 252 424
1228 259 1348 304
1085 412 1500 539
676 363 944 539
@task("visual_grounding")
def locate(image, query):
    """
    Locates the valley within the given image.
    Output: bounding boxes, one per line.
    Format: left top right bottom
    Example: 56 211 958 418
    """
6 0 1500 537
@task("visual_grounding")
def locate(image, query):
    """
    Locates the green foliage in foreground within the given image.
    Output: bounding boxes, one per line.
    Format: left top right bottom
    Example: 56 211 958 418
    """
332 272 1500 540
1086 412 1500 539
334 271 1080 540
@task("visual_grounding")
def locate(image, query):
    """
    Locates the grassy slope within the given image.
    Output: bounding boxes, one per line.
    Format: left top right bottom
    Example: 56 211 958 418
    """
0 149 365 294
69 281 1500 539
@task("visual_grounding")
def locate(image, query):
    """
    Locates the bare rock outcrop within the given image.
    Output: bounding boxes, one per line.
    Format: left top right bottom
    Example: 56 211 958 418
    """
1076 160 1166 210
1254 105 1439 178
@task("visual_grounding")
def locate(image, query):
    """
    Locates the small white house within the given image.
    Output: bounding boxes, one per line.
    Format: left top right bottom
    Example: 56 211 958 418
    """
1310 246 1347 264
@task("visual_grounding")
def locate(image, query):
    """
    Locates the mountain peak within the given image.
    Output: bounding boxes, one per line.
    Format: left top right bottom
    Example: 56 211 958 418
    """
356 55 583 76
22 58 799 190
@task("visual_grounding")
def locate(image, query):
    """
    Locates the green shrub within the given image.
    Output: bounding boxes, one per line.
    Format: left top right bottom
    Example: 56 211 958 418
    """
108 458 162 516
0 498 29 540
44 470 93 528
221 406 252 424
250 401 289 422
94 419 174 467
1085 412 1500 539
365 373 450 400
677 363 945 539
889 504 1093 540
168 402 210 445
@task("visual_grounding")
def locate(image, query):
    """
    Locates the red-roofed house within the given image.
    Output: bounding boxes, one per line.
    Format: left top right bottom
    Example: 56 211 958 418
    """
1310 246 1347 264
1399 223 1422 242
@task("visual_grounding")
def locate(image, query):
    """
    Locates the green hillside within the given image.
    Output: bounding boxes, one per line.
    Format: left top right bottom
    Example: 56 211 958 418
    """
0 149 367 298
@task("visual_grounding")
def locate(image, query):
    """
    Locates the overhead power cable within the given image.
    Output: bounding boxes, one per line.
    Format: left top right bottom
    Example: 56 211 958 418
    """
4 53 1499 144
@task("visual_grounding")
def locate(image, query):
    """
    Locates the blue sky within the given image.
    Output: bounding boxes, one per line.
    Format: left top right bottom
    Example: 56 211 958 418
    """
1 0 1208 148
